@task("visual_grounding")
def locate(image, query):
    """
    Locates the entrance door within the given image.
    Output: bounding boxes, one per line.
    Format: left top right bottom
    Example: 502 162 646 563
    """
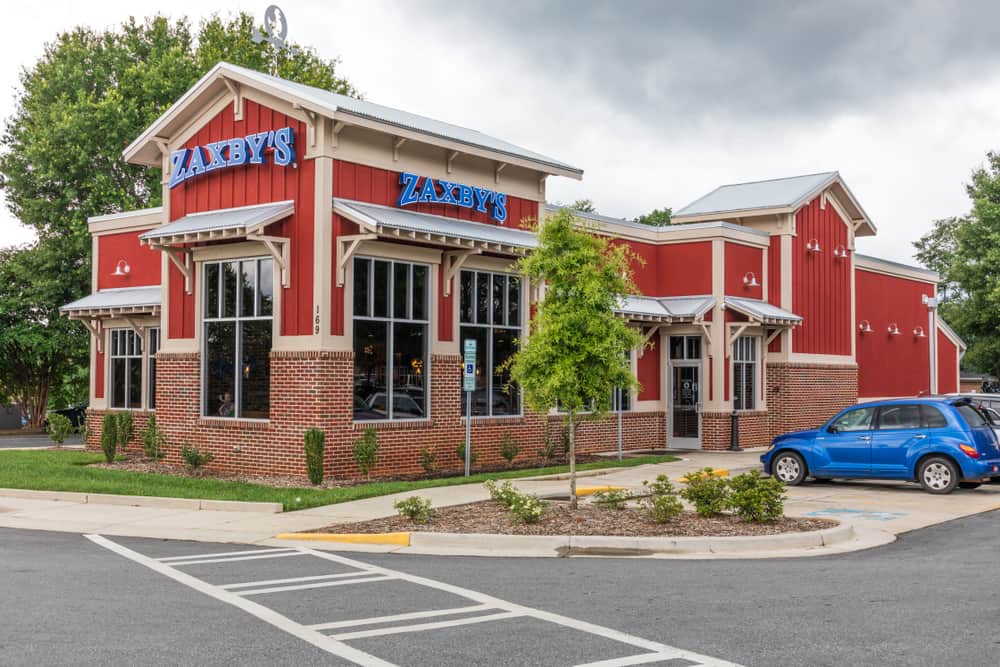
670 363 701 449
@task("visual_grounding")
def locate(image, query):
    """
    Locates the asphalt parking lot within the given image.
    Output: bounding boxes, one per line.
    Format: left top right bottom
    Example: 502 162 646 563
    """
0 433 81 449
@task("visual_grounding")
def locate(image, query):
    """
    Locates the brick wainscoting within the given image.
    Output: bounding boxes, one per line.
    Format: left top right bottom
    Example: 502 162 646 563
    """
83 409 153 453
766 362 858 439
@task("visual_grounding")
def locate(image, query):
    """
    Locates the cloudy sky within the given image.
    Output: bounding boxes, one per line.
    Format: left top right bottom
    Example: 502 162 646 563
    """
2 1 998 263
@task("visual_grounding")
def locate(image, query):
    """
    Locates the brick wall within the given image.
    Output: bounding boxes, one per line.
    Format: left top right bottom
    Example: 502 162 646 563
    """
766 362 858 439
83 409 153 453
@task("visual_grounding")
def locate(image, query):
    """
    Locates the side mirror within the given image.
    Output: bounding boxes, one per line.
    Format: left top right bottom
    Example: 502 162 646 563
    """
828 426 839 434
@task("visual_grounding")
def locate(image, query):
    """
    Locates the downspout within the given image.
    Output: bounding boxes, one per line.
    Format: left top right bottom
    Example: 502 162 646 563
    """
923 295 939 394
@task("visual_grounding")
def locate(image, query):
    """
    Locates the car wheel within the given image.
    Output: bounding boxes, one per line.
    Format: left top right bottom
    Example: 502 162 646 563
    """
918 456 959 494
772 451 807 485
958 482 982 490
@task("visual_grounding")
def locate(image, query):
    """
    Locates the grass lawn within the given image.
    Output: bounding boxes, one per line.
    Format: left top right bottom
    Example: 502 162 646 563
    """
0 450 678 512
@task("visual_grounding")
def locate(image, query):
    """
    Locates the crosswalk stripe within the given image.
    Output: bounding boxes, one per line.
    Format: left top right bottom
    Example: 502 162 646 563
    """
329 610 522 641
307 604 493 631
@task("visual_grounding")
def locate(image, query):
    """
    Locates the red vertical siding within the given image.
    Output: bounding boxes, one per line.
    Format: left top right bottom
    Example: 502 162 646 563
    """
937 329 959 394
856 268 935 398
96 231 161 290
791 197 852 355
612 239 658 295
95 349 105 399
168 100 315 338
637 335 660 401
438 264 454 342
723 242 764 299
767 236 782 353
656 242 713 296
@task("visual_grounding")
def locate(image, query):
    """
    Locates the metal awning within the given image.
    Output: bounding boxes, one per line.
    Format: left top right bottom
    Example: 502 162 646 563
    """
61 286 161 319
724 296 802 325
617 295 714 323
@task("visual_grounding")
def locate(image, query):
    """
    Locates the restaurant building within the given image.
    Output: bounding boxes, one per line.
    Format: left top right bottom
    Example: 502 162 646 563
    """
62 63 964 476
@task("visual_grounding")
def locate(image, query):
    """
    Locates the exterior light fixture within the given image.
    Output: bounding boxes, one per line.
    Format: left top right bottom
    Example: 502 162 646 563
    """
833 244 849 259
742 271 760 288
111 259 131 276
913 326 926 338
887 323 901 336
858 320 873 334
806 238 822 253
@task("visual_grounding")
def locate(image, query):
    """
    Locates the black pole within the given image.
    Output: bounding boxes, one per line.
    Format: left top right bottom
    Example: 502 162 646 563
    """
730 411 742 451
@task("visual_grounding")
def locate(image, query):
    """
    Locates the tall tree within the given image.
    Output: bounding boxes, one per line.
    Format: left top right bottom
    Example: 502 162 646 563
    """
569 198 597 213
635 206 672 227
507 208 642 508
912 216 967 302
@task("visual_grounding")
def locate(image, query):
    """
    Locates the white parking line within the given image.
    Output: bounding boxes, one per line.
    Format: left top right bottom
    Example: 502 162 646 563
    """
169 551 307 566
222 572 369 590
307 604 492 631
329 610 523 641
159 547 297 562
236 574 393 596
575 653 689 667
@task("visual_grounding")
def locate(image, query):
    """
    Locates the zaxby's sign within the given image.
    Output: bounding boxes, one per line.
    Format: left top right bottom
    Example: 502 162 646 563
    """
169 127 296 188
397 172 507 223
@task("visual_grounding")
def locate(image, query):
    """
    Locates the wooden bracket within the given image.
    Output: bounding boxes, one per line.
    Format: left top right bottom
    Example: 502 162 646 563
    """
123 317 145 339
446 150 460 174
81 319 104 354
637 325 661 358
442 249 481 297
223 79 243 120
765 328 782 346
393 137 407 161
163 248 193 294
332 120 346 148
697 321 713 348
538 176 546 194
336 234 377 286
727 322 751 348
249 233 292 288
495 162 507 183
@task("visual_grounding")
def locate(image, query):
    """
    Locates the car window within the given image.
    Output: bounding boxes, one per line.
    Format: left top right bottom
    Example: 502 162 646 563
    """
956 404 988 427
921 405 948 428
830 407 875 432
983 407 1000 427
875 404 922 430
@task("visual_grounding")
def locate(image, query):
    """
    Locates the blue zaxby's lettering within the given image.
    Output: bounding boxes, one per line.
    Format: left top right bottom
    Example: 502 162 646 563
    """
169 127 296 188
397 172 508 223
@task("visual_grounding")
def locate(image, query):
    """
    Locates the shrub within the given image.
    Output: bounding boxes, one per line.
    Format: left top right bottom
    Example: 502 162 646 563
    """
419 447 436 474
591 488 633 510
115 411 134 453
639 475 683 523
509 493 547 524
140 414 166 460
499 432 519 466
304 428 325 485
537 435 558 460
100 413 118 463
680 468 730 517
728 470 786 522
456 441 478 466
484 479 520 509
79 414 90 444
180 444 214 471
394 496 434 524
353 427 378 479
46 413 73 445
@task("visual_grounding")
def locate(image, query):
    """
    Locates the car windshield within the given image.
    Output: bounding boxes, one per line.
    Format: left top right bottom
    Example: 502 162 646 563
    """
956 403 989 428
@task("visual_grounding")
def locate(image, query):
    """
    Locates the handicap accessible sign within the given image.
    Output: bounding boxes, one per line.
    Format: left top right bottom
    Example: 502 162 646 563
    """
463 339 477 392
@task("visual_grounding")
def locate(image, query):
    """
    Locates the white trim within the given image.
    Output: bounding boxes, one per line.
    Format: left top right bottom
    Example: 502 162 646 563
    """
854 255 938 284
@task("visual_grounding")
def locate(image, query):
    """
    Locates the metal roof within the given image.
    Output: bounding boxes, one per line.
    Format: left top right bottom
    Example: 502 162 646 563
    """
724 296 802 324
334 198 538 252
854 253 939 279
544 204 769 238
139 201 294 246
617 295 714 322
61 286 161 316
674 172 839 217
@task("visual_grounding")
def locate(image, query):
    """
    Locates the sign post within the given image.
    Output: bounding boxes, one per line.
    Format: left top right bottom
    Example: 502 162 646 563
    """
463 339 477 477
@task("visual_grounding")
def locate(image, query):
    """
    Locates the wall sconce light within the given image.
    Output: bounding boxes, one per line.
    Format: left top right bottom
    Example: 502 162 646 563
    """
887 323 901 336
833 244 849 259
742 271 760 288
806 238 822 253
913 326 926 338
111 259 131 276
858 320 873 334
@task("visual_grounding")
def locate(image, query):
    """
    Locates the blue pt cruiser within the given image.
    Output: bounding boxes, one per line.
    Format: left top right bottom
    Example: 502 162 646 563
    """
761 397 1000 494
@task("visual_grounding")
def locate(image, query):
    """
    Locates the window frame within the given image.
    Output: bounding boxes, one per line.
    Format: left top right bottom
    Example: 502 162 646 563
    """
874 404 923 431
732 335 758 412
146 327 160 411
108 328 144 410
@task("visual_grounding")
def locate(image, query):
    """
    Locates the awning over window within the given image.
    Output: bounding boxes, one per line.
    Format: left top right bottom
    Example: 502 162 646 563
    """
617 295 714 323
138 200 294 247
724 296 802 326
61 286 161 319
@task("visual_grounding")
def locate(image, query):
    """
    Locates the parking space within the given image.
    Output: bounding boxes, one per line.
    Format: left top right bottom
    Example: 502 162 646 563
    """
89 536 739 667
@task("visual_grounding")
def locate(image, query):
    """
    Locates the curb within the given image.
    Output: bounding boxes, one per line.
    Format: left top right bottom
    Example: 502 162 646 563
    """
276 531 410 545
575 486 626 497
0 488 283 514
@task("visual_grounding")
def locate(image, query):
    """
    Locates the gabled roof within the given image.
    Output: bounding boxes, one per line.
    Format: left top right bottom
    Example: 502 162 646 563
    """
937 317 966 352
724 296 802 325
61 286 161 319
124 62 582 179
673 171 876 236
617 295 714 322
139 201 294 247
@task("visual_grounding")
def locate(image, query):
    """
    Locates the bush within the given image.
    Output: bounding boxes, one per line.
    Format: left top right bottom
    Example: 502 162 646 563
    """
728 470 786 522
537 435 558 460
419 447 436 474
484 479 520 509
680 468 731 517
456 441 478 466
304 428 325 485
100 413 118 463
394 496 434 524
46 413 73 445
353 427 378 479
140 414 166 460
499 432 519 466
180 444 213 471
509 493 547 524
115 411 134 453
639 475 683 523
79 414 90 444
591 488 632 510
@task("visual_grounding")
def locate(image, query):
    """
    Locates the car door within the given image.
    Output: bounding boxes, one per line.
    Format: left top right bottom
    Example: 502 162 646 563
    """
870 404 925 478
817 406 875 476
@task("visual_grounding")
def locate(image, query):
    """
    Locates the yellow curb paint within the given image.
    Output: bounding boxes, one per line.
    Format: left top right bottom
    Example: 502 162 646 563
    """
275 532 410 546
680 469 729 483
575 485 626 497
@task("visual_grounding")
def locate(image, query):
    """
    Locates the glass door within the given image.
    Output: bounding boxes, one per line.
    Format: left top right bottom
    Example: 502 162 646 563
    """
669 335 702 449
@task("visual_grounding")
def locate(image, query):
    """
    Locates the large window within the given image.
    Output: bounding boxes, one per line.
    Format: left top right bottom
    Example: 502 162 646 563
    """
203 258 273 420
353 258 428 420
733 335 757 411
459 270 521 416
110 329 143 409
147 328 159 410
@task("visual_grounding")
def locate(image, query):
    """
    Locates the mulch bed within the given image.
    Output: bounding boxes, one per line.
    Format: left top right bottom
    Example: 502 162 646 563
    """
316 500 838 537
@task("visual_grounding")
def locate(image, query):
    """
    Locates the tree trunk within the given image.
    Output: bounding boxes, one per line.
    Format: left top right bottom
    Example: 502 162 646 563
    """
568 413 577 509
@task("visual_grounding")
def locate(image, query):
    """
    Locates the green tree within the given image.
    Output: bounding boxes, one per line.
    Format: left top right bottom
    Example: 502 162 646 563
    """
569 198 596 213
913 216 967 302
506 208 642 508
635 206 672 227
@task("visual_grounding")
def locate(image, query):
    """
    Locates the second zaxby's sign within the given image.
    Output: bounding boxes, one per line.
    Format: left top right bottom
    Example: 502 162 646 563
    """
169 127 296 188
397 172 507 223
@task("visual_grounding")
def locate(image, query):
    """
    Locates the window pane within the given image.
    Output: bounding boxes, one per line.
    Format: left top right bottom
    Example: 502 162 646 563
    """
476 272 489 324
922 405 947 428
204 263 220 319
686 336 701 360
507 277 520 327
239 320 271 419
125 331 134 356
111 358 126 409
876 404 922 430
670 336 685 360
373 261 390 318
222 261 238 318
258 258 274 316
460 271 474 323
492 274 505 326
240 260 257 318
128 357 142 408
205 321 236 417
353 258 370 317
492 328 519 415
393 263 409 319
831 407 875 432
957 404 987 428
148 358 157 411
393 322 426 419
460 327 489 416
353 320 388 420
412 265 427 321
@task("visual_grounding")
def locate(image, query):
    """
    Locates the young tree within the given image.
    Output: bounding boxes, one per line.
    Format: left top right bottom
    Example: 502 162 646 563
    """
635 207 672 227
507 208 642 508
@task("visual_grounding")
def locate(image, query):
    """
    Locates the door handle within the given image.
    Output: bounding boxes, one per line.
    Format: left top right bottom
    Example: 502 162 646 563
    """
913 434 926 440
859 435 872 441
